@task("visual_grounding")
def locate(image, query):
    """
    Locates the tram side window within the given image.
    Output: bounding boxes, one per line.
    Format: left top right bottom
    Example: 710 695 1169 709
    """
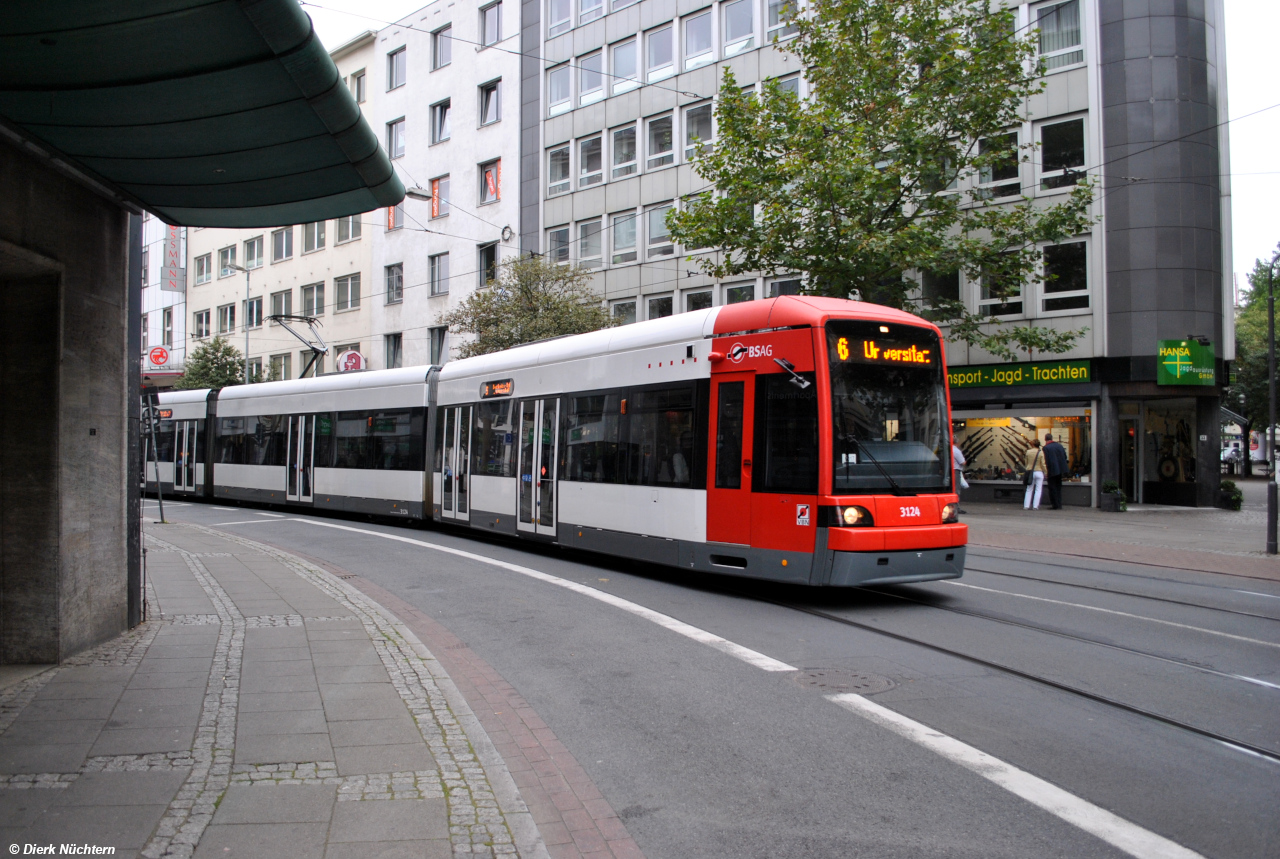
754 373 818 493
334 410 425 470
335 413 371 468
248 416 288 466
194 420 206 464
473 402 517 477
153 420 175 463
621 385 695 487
217 417 246 463
313 413 334 468
561 393 623 483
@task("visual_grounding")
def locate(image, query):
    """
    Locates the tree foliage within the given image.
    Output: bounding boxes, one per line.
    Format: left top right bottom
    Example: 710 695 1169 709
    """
1225 249 1279 475
438 255 617 359
666 0 1095 358
174 336 244 390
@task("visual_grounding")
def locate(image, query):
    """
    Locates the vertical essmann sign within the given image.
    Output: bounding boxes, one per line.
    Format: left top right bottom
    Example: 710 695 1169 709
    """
161 224 185 292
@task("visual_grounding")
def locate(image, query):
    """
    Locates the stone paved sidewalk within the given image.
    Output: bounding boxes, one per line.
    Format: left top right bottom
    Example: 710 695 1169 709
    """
0 523 546 859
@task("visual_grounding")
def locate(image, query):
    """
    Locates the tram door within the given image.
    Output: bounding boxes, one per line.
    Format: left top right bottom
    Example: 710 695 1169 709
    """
173 421 197 492
707 374 755 545
517 398 558 535
440 406 471 521
286 415 315 503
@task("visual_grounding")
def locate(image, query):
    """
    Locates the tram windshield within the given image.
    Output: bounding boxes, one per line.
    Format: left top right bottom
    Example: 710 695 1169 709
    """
826 320 949 493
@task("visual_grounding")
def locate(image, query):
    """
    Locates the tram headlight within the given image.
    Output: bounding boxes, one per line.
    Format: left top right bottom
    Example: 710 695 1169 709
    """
837 505 873 527
941 503 959 523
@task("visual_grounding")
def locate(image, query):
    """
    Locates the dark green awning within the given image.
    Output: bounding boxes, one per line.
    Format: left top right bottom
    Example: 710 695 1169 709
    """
0 0 404 227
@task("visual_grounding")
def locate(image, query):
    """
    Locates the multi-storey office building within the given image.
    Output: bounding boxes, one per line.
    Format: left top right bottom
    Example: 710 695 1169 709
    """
521 0 1232 506
140 212 186 388
368 0 522 368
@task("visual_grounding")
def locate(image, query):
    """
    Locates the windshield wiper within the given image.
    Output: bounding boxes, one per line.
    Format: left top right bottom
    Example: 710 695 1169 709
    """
852 439 915 497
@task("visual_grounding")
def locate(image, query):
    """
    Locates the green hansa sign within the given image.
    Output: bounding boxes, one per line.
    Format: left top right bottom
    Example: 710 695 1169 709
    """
1157 340 1215 386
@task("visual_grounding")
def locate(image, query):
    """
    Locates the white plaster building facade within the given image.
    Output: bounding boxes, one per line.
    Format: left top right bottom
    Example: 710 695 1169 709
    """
139 212 186 387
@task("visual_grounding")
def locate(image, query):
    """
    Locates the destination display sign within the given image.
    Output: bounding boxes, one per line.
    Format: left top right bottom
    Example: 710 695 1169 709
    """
948 360 1091 389
480 378 514 399
834 335 935 366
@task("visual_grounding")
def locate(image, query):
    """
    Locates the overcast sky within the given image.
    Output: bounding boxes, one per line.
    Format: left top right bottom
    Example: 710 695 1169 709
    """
305 0 1278 295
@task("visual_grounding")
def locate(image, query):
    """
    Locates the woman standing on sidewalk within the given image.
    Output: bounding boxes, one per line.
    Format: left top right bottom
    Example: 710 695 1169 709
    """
1023 439 1046 510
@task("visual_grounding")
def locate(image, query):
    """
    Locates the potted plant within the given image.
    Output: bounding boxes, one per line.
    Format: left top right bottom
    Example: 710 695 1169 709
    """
1217 479 1243 511
1101 480 1127 512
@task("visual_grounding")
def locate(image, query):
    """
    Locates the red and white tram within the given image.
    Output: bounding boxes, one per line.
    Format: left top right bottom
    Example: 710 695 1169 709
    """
151 296 965 586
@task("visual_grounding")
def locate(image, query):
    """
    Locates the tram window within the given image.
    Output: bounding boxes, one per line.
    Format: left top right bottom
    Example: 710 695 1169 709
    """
473 401 517 477
622 385 695 487
333 409 425 470
234 415 286 466
714 383 744 488
335 413 371 468
313 414 334 468
153 420 176 463
561 393 623 483
217 417 245 464
754 373 818 493
194 420 206 464
433 411 445 473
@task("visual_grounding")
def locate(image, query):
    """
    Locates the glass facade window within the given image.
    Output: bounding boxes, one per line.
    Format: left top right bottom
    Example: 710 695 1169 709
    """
244 236 263 269
646 115 673 168
479 243 499 286
1042 241 1089 311
245 296 263 328
612 212 637 263
612 40 639 93
725 283 754 304
430 253 450 295
336 215 361 242
218 246 235 276
647 295 673 319
647 204 673 256
578 220 602 267
480 2 501 46
685 290 713 312
723 0 754 56
480 80 501 125
952 411 1092 487
433 27 452 69
548 0 570 37
580 0 603 24
272 228 292 261
385 264 403 304
579 136 603 186
431 100 450 143
611 300 636 325
685 103 713 159
548 145 571 195
547 227 570 263
388 48 406 89
684 12 713 69
647 25 673 81
431 175 450 218
767 0 799 41
480 159 501 203
580 52 603 105
612 125 637 178
1040 118 1085 189
387 118 405 158
548 65 571 115
978 132 1020 198
1038 0 1083 70
303 221 325 252
302 282 325 316
195 254 212 283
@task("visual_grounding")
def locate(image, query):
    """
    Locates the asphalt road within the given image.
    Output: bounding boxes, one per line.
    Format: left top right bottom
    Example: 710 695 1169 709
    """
150 500 1280 859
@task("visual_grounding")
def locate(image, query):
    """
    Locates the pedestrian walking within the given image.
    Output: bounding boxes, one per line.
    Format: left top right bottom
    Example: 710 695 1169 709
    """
1043 433 1069 510
952 442 967 513
1023 439 1045 510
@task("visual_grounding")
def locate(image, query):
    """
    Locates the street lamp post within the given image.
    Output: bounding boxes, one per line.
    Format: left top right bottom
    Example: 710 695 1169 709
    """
227 263 251 382
1268 255 1278 554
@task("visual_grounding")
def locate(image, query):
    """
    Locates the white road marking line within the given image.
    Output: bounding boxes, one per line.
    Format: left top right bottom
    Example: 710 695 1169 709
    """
1235 589 1280 600
254 511 285 518
212 506 236 511
211 520 286 526
943 581 1280 650
827 693 1206 859
144 501 190 507
290 519 797 673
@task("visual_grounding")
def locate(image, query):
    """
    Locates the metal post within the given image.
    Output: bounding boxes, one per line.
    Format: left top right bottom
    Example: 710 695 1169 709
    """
244 267 251 383
146 392 167 524
1268 257 1277 554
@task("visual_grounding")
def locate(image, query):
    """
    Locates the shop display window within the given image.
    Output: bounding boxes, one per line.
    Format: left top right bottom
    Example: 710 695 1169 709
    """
952 410 1091 484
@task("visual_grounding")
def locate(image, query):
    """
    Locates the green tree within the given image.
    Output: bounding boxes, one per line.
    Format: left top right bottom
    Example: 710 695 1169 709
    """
174 336 244 390
667 0 1094 358
1225 249 1280 476
438 255 617 359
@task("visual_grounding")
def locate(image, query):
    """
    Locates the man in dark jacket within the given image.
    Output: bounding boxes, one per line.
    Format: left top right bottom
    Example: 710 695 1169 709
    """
1043 433 1069 509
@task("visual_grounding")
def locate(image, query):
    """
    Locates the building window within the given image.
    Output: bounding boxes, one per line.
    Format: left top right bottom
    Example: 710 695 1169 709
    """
769 278 802 297
385 333 404 369
479 159 501 204
548 0 570 37
647 25 673 82
245 296 264 328
548 145 571 196
429 326 448 364
612 0 637 10
612 39 639 94
385 264 404 304
647 204 674 257
579 52 603 105
387 203 405 230
978 132 1020 199
979 258 1022 316
217 303 236 334
921 270 960 304
480 80 501 125
647 295 673 319
480 2 502 46
723 0 755 56
388 47 407 89
611 300 636 325
775 73 801 97
547 227 570 264
431 100 451 143
684 11 713 70
270 353 292 381
580 0 603 26
270 289 292 318
271 228 292 262
725 282 755 304
337 214 362 243
1042 241 1089 311
218 246 236 276
1038 0 1083 71
578 220 602 268
335 274 361 311
612 212 637 264
478 243 499 286
299 351 325 378
430 253 450 295
431 176 450 218
684 103 713 160
163 308 174 346
1039 117 1085 190
685 290 713 312
433 26 452 69
335 343 361 363
302 282 325 316
646 114 673 169
579 136 603 187
548 65 571 115
350 69 366 102
195 253 212 284
140 248 149 286
193 309 210 340
611 125 637 178
141 314 149 352
303 221 326 252
387 118 405 158
766 0 799 41
246 358 263 383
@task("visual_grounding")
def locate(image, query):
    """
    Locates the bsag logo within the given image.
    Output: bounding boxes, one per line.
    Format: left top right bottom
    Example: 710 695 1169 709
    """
728 343 772 363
